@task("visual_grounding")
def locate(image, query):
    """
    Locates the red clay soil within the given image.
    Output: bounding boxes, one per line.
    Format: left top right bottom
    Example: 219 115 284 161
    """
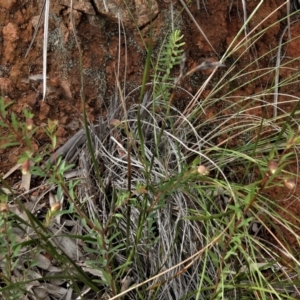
1 0 300 256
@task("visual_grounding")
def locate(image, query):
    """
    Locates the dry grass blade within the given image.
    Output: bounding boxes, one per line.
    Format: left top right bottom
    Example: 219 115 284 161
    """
287 0 291 40
241 0 249 46
42 0 50 101
273 24 290 118
24 0 46 58
2 163 22 180
178 0 218 56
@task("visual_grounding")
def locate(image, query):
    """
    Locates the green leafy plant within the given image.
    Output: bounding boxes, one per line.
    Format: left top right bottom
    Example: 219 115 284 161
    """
0 97 95 298
0 100 35 149
0 200 24 300
152 29 185 103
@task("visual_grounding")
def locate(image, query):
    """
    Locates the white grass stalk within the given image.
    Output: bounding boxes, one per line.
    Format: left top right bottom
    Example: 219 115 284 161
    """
287 0 291 40
42 0 50 101
170 0 174 32
25 0 46 58
102 0 108 12
119 17 127 97
241 0 249 47
273 26 288 118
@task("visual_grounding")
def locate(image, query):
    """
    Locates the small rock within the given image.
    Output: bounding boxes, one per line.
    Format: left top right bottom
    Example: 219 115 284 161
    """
0 78 13 95
39 102 51 121
93 0 159 28
66 119 80 131
16 81 29 92
60 0 96 15
19 92 37 107
56 126 67 145
2 23 19 63
60 80 72 100
56 126 67 138
0 0 17 10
